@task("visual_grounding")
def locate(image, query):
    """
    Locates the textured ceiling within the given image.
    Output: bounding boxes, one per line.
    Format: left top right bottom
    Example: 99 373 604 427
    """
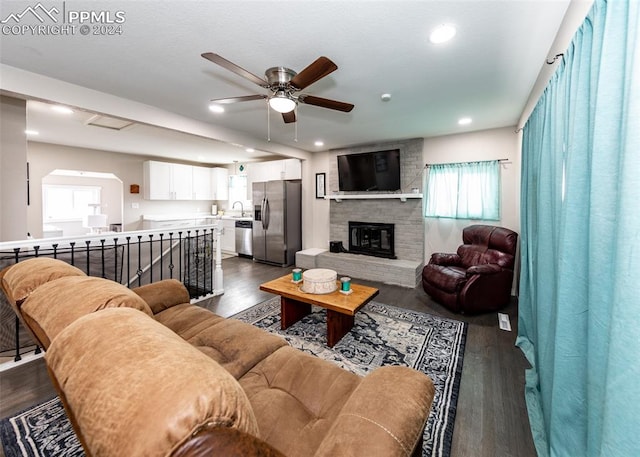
1 0 571 161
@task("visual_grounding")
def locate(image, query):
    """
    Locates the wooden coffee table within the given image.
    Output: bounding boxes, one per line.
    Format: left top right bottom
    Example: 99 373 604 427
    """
259 274 379 347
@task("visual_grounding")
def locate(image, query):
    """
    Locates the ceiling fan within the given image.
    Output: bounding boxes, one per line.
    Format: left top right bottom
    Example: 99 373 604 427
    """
201 53 354 124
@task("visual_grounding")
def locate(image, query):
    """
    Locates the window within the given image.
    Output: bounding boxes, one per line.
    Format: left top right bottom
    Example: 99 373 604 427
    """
425 160 500 220
228 174 250 206
43 185 101 222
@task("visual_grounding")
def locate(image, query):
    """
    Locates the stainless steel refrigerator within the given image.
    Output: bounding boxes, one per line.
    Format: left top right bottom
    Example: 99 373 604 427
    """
252 180 302 267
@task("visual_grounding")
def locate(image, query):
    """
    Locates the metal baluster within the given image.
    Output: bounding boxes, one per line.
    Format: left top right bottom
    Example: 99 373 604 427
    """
12 249 21 362
137 235 143 287
159 233 164 280
100 239 106 278
70 242 76 266
178 232 183 282
85 240 91 276
185 231 191 290
149 234 154 284
113 238 119 283
169 232 174 279
52 243 58 259
195 229 200 297
14 316 21 362
126 236 131 287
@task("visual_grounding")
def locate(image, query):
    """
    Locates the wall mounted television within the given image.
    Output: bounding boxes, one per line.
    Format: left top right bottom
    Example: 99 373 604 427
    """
337 149 401 192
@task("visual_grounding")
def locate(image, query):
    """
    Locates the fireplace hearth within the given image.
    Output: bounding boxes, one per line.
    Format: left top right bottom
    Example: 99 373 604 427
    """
348 221 396 259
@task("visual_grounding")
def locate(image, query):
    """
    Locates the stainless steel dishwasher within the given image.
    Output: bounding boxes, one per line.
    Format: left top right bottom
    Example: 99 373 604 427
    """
235 220 253 258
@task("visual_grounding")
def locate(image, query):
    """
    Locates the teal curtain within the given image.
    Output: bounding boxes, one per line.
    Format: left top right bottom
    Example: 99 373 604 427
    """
518 1 640 456
424 160 500 219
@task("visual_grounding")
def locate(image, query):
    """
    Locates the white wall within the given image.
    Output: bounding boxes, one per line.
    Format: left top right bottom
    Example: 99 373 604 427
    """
305 127 521 260
41 174 122 237
422 127 520 258
0 96 28 241
27 142 216 236
306 152 331 250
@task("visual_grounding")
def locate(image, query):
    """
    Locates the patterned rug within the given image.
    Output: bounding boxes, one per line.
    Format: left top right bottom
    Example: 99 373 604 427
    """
0 297 467 457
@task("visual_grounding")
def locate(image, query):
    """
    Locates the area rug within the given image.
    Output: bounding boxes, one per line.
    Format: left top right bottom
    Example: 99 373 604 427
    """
0 298 467 457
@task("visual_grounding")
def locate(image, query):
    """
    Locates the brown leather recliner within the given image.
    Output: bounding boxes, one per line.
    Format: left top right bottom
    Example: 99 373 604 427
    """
422 225 518 313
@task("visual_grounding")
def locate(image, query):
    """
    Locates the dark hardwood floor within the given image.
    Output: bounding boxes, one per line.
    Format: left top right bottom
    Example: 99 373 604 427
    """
0 257 536 457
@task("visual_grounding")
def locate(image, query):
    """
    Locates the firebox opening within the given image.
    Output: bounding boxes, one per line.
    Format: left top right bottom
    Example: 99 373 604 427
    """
348 221 396 259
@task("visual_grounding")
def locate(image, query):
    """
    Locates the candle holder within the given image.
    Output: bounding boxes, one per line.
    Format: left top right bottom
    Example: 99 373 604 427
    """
339 277 352 295
292 268 302 284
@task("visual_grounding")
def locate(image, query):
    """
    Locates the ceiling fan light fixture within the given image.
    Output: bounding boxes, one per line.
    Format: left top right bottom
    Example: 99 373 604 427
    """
209 103 225 113
269 92 296 113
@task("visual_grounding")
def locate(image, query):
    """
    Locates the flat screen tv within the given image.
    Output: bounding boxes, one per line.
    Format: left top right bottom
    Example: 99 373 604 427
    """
337 149 401 192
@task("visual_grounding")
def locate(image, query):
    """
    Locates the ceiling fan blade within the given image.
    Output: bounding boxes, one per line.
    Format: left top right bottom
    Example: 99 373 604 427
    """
202 52 268 88
209 95 267 104
299 95 354 112
282 111 296 124
290 56 338 90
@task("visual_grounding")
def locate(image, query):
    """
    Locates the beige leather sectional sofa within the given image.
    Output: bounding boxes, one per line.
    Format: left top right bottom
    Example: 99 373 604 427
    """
1 258 434 457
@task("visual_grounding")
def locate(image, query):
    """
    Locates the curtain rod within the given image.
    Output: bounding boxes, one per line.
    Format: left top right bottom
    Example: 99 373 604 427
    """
425 158 509 167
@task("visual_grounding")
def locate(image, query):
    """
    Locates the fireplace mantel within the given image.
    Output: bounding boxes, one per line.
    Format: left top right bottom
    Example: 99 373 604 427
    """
325 193 422 202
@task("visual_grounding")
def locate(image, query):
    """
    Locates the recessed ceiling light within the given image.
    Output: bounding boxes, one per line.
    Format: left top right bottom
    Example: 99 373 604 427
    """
51 105 74 114
25 129 39 135
245 148 255 153
314 140 324 147
458 117 472 125
209 104 225 113
430 23 456 44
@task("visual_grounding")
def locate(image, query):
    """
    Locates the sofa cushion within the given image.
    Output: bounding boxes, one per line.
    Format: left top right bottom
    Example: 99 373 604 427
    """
156 304 288 379
46 308 259 457
133 279 191 314
1 257 86 306
188 318 288 380
21 276 152 348
240 346 361 456
314 366 435 457
154 302 225 339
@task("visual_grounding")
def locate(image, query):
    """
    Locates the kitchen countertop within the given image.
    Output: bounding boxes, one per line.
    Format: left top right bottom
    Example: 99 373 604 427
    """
142 214 253 222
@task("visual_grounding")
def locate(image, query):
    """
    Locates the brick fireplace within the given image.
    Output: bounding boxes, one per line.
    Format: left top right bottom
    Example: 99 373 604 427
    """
322 138 425 287
348 221 395 259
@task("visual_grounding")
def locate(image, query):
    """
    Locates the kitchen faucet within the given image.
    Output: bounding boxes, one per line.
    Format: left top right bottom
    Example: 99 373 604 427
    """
232 201 244 217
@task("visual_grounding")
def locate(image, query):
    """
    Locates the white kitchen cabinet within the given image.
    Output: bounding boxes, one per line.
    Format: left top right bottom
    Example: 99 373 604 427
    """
245 158 301 199
220 219 236 253
143 161 193 200
210 167 229 201
282 158 302 179
192 166 212 200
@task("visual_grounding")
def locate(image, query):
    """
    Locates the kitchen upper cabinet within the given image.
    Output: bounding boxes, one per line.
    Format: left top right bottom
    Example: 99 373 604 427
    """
144 161 193 200
144 161 211 201
245 158 302 199
210 167 229 201
192 166 212 200
282 158 302 180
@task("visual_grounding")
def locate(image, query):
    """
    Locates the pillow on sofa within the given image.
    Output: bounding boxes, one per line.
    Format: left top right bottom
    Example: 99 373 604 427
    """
46 308 259 456
0 257 86 306
132 279 191 314
21 276 153 348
